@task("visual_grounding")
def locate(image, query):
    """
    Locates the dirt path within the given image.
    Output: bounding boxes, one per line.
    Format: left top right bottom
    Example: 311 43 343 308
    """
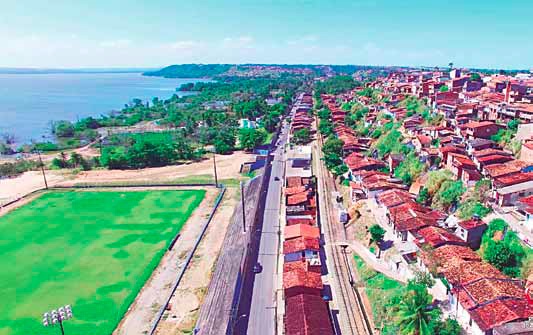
154 186 238 335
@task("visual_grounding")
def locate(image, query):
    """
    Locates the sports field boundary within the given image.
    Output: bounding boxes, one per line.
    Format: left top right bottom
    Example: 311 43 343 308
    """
0 181 218 211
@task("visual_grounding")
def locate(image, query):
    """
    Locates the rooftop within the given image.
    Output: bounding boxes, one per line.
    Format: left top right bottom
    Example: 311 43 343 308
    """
284 293 334 335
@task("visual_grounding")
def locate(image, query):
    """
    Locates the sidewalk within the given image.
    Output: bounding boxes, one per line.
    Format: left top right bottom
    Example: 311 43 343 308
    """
342 240 409 283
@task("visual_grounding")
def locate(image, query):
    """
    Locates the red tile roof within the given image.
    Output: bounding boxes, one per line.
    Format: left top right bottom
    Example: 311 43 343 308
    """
284 224 320 240
284 293 334 335
441 259 502 286
415 226 465 248
494 172 533 188
470 298 533 331
458 218 487 230
286 176 303 188
376 189 415 208
284 237 320 254
286 217 316 226
283 268 323 291
286 186 308 196
484 161 527 178
458 278 525 310
287 191 311 206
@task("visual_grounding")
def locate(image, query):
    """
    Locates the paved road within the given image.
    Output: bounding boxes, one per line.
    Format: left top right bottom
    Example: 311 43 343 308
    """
246 118 290 335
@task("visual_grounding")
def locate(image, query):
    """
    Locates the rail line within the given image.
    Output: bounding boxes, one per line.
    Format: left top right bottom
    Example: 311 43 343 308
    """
315 115 373 335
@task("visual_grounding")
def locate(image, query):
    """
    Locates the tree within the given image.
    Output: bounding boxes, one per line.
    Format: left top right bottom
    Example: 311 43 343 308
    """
482 219 526 277
238 128 267 151
322 137 345 175
439 86 449 93
292 128 311 144
483 240 524 277
470 73 481 82
394 153 425 185
52 120 75 138
369 224 386 258
432 318 461 335
397 283 440 335
417 187 430 205
425 170 453 195
432 180 465 210
319 119 334 137
213 130 236 154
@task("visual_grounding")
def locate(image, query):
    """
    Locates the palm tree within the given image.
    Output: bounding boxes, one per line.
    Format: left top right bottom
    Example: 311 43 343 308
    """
448 62 454 70
397 285 440 335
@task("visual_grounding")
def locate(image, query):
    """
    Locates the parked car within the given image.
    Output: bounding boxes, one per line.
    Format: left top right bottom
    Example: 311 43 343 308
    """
253 263 263 273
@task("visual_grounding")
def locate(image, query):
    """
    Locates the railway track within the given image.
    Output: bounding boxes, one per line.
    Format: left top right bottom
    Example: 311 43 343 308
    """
315 116 373 335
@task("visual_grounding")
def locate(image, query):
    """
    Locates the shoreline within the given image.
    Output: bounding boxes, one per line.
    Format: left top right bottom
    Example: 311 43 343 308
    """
0 73 209 146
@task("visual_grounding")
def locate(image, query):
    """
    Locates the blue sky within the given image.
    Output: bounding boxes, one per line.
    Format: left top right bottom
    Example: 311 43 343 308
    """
1 0 532 69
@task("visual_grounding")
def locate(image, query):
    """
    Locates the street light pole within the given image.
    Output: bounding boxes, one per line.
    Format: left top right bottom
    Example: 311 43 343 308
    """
240 181 246 233
37 150 48 189
213 150 218 187
43 304 73 335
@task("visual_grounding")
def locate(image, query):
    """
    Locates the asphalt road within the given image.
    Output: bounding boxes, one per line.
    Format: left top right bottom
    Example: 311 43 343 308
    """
245 118 290 335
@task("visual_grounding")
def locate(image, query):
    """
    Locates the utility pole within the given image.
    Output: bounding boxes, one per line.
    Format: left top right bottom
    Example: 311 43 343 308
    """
37 150 48 189
240 181 246 233
213 150 218 187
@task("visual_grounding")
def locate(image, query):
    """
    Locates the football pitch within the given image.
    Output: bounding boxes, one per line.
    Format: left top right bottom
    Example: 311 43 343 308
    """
0 189 205 335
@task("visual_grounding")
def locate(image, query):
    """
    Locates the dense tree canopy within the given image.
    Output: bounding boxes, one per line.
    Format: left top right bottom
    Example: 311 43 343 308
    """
238 128 267 151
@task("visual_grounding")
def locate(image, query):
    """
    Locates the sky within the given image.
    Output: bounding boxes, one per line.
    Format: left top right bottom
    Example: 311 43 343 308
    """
1 0 532 69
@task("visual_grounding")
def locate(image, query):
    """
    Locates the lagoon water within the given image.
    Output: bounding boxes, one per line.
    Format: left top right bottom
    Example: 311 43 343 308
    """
0 73 204 144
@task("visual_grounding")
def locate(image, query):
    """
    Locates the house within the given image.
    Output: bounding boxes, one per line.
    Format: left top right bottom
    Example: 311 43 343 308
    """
283 268 323 298
483 160 529 179
283 258 321 274
453 277 531 335
455 218 488 249
413 134 432 152
520 142 533 163
284 224 320 241
464 121 504 140
344 152 387 178
466 138 496 155
413 226 466 248
284 293 334 335
284 236 320 263
517 195 533 230
493 172 533 206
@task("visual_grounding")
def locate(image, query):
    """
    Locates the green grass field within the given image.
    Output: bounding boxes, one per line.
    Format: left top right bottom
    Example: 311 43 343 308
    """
0 189 205 335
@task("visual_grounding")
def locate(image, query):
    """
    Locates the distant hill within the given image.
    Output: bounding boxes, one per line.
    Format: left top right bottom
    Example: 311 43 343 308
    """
0 68 156 74
143 64 233 78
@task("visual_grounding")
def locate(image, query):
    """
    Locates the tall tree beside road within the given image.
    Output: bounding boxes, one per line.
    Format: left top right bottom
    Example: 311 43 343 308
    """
321 137 347 176
238 128 267 151
369 224 386 258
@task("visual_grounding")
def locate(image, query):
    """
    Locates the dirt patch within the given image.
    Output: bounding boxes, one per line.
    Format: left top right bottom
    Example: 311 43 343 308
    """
58 151 253 186
0 170 69 206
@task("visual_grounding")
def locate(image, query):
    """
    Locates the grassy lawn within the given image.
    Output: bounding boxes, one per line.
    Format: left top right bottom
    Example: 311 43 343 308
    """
354 255 404 334
0 189 205 335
